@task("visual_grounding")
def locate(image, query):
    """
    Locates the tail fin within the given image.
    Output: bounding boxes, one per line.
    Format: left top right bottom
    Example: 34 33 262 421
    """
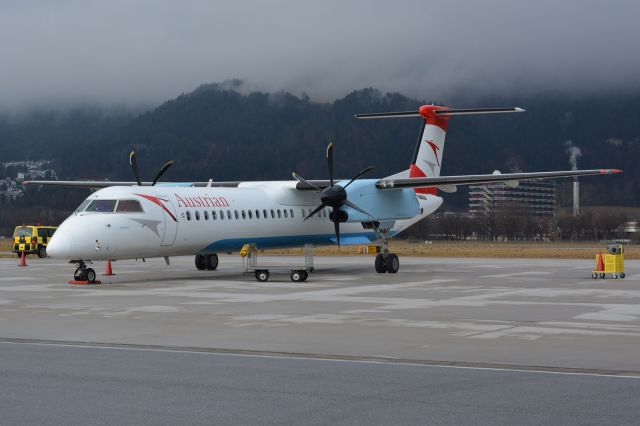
356 106 524 194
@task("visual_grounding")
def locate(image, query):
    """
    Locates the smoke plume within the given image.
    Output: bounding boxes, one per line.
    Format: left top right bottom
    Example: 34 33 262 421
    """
564 140 582 170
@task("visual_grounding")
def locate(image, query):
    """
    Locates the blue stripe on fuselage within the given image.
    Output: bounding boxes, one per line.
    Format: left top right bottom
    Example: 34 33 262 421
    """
199 232 382 253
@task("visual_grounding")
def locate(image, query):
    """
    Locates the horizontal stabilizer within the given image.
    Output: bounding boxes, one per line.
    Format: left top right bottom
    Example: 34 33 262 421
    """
355 107 524 119
376 169 622 189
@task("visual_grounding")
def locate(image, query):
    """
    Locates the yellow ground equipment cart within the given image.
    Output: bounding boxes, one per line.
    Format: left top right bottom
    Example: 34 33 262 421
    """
13 225 58 258
592 244 625 279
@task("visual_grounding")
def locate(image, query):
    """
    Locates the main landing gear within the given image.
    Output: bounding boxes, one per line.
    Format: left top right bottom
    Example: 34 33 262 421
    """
195 254 219 271
70 260 99 283
373 233 399 274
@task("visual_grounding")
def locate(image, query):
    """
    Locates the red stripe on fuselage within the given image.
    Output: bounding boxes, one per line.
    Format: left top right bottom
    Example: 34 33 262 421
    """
135 193 178 222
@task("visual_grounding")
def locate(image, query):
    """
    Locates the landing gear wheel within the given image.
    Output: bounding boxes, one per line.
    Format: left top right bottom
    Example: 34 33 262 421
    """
255 270 269 282
195 254 206 270
205 254 219 271
85 268 96 282
37 247 47 258
74 269 85 281
290 270 307 282
375 254 387 273
386 254 400 274
620 273 626 279
613 273 618 279
592 273 598 279
600 273 606 279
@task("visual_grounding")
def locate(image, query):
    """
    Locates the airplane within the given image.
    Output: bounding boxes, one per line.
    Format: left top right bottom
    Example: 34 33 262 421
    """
25 104 621 283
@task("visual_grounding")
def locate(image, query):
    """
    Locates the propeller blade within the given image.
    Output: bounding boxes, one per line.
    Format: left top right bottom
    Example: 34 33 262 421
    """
129 150 142 186
333 212 341 249
292 172 322 190
326 142 334 187
343 165 375 189
343 200 376 219
151 160 175 186
304 204 326 221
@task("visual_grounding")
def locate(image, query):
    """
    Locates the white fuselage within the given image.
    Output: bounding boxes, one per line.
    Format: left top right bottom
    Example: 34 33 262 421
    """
47 182 442 261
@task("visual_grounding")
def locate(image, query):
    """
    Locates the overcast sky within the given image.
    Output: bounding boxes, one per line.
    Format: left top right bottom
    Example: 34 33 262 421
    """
1 0 639 108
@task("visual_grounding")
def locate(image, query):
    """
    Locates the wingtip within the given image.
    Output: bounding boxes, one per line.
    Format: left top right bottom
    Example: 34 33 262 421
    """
601 168 623 174
515 107 525 112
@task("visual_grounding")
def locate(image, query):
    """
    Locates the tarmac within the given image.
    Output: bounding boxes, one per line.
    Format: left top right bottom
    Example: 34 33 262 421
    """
2 255 640 424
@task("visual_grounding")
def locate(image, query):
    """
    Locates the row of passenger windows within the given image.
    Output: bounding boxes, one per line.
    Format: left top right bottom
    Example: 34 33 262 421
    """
184 207 329 221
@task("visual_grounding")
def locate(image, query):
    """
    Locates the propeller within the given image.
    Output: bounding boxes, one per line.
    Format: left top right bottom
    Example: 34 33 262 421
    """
129 151 142 186
293 142 376 247
129 150 175 186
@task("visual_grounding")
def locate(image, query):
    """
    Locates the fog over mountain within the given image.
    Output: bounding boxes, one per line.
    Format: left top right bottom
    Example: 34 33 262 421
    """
1 0 639 108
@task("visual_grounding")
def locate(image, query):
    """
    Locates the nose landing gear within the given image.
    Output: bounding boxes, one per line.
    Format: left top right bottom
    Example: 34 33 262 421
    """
69 260 101 284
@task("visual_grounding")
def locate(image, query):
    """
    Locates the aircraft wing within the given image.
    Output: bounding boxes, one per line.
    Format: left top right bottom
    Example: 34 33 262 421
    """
23 180 243 188
374 169 622 189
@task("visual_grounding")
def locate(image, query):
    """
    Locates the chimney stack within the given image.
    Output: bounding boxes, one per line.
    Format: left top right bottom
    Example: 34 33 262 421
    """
573 177 579 216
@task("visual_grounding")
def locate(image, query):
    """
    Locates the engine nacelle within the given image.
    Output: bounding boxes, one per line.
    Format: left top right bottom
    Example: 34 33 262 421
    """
338 179 420 223
329 209 348 223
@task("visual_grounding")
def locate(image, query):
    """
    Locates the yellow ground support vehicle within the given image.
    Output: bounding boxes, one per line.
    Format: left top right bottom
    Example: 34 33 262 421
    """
13 225 58 258
592 244 625 279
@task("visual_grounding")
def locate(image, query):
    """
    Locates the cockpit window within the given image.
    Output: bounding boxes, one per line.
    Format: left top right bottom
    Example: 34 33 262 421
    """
75 199 91 213
85 199 117 213
116 200 144 213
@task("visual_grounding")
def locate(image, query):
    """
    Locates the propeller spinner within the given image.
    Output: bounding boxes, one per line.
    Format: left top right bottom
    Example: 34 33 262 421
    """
292 143 375 247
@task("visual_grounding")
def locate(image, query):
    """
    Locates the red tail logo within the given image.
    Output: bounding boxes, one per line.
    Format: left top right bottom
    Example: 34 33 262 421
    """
426 140 440 167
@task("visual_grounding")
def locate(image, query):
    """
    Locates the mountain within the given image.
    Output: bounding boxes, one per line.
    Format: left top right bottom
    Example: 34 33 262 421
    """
1 85 639 210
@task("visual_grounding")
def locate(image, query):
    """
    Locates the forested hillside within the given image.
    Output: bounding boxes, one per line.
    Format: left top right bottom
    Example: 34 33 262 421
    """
1 84 639 214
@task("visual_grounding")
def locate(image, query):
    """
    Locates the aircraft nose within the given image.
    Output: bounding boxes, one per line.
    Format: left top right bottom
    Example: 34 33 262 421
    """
47 232 72 259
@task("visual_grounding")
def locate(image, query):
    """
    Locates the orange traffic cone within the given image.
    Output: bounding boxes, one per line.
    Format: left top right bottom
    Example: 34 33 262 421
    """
19 250 27 267
596 253 605 272
104 259 115 276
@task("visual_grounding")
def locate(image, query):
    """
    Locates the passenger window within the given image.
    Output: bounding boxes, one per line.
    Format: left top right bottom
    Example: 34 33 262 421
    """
227 210 232 220
248 210 253 219
255 210 260 219
241 210 246 219
234 210 239 220
290 209 294 218
204 211 209 220
212 210 217 220
271 209 275 219
283 209 288 219
116 200 144 213
186 211 192 221
277 210 281 219
195 211 201 221
263 209 267 219
85 199 117 213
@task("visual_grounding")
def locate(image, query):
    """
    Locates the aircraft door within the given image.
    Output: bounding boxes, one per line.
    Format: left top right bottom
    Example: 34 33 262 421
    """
159 195 178 246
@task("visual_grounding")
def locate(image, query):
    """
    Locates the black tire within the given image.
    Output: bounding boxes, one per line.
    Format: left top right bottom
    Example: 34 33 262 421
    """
195 254 206 270
301 271 309 281
386 254 400 274
620 273 626 279
74 269 84 281
85 268 96 282
205 254 219 270
38 247 47 258
375 254 387 273
600 273 606 279
592 273 597 279
290 270 303 282
255 270 269 282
